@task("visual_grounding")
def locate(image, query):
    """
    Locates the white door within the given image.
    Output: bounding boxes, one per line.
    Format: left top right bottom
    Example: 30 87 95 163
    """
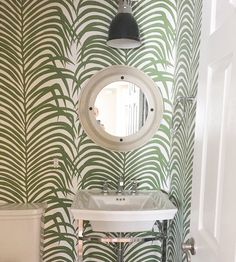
188 0 236 261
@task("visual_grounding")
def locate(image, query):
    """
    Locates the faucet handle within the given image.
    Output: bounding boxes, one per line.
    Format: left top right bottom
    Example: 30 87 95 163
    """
131 179 139 194
102 180 111 194
131 178 139 184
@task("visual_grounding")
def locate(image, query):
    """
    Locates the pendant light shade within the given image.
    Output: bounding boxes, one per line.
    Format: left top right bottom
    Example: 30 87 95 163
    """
107 0 142 49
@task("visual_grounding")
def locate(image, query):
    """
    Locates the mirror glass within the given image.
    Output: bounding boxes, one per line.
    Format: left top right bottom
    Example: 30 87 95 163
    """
94 81 148 137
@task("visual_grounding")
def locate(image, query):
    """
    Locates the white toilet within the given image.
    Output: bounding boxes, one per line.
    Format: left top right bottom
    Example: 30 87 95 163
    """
0 203 46 262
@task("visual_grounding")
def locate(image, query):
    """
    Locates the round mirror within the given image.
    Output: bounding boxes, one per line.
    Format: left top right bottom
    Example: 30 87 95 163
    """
78 65 163 152
94 81 148 137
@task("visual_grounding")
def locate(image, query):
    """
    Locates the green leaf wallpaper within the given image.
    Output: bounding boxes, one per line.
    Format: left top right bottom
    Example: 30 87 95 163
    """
167 0 202 262
0 0 201 261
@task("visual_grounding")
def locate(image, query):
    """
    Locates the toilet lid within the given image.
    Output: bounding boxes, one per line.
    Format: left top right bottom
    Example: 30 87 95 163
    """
0 203 46 216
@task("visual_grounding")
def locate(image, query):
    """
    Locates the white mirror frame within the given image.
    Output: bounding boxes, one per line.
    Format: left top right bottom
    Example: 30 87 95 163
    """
78 65 163 152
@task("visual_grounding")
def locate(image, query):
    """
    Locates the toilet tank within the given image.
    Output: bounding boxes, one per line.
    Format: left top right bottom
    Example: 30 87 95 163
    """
0 203 46 262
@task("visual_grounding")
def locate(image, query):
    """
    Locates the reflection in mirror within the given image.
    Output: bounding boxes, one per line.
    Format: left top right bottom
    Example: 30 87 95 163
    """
95 81 148 137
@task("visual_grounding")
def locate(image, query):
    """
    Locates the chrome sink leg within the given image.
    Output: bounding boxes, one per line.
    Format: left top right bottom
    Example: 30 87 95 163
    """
117 245 123 262
161 220 168 262
117 233 124 262
78 219 83 262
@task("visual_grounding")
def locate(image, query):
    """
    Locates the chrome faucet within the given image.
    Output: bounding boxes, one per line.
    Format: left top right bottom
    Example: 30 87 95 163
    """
102 180 110 195
117 177 124 195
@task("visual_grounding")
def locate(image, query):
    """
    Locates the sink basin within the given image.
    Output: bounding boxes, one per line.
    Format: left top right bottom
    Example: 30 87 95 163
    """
71 190 177 232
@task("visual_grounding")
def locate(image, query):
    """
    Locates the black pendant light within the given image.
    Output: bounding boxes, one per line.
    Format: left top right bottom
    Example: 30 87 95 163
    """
107 0 142 49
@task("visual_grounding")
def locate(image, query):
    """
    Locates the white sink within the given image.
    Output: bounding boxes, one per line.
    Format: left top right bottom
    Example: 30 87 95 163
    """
71 190 177 232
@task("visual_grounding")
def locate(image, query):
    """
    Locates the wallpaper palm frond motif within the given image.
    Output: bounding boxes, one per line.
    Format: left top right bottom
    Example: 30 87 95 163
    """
0 0 201 261
167 0 202 262
0 0 77 260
